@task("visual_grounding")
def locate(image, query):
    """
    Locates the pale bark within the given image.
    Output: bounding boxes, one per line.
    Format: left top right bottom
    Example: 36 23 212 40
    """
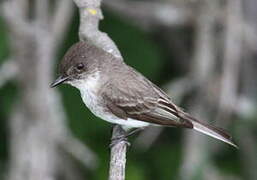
72 0 128 180
108 126 127 180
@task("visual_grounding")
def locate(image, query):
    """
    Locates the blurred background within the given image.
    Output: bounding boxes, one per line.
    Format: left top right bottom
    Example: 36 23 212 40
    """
0 0 257 180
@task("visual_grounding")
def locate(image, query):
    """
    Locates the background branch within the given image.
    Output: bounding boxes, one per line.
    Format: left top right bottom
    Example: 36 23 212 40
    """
0 59 17 88
1 1 96 180
52 0 75 48
103 0 193 30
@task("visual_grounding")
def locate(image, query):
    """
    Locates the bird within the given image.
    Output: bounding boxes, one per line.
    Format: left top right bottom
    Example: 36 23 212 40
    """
51 41 237 148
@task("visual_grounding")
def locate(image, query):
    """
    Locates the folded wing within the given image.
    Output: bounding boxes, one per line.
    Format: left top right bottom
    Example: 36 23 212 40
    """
101 67 237 148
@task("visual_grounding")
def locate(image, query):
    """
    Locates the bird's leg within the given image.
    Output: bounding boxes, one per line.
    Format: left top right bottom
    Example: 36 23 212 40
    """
109 125 130 148
109 135 130 148
109 128 144 148
125 128 144 138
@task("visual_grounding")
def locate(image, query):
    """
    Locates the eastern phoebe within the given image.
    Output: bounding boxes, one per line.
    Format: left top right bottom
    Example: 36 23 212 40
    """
51 41 237 148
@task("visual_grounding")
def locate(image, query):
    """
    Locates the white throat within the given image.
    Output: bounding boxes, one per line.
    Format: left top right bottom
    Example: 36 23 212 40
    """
68 71 100 93
68 72 101 111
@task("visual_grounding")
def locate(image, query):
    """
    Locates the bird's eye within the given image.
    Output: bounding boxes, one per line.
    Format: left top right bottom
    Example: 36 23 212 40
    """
76 63 84 70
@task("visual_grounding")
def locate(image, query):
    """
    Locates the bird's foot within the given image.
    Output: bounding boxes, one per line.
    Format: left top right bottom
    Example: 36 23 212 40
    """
109 128 144 148
109 135 130 148
125 127 144 137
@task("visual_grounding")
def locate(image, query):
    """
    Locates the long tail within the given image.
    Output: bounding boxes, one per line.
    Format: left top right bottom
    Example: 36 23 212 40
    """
181 113 238 148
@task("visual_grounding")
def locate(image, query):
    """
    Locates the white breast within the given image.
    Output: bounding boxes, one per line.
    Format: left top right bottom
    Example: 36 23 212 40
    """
68 72 150 129
68 72 102 116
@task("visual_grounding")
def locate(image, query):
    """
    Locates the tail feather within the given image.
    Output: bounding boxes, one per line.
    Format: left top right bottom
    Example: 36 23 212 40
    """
181 113 238 148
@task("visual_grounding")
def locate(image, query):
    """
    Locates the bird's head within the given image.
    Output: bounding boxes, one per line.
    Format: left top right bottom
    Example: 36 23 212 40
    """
51 41 101 88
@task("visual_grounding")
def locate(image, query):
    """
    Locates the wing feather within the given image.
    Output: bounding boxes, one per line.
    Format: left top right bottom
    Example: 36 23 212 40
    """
101 81 192 128
100 65 237 147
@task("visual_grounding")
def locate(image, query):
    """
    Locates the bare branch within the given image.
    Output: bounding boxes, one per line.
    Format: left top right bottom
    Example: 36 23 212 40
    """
1 0 31 36
243 23 257 52
13 0 28 18
109 125 127 180
190 2 216 83
73 0 122 58
72 0 127 179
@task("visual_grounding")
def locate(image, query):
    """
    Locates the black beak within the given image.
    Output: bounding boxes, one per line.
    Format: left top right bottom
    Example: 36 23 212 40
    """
51 75 69 88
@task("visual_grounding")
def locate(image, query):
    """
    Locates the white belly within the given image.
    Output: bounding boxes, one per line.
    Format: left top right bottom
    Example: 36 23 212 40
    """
81 89 149 129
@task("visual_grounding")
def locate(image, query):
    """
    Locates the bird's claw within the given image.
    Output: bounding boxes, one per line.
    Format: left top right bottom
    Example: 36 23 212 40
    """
109 135 130 148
